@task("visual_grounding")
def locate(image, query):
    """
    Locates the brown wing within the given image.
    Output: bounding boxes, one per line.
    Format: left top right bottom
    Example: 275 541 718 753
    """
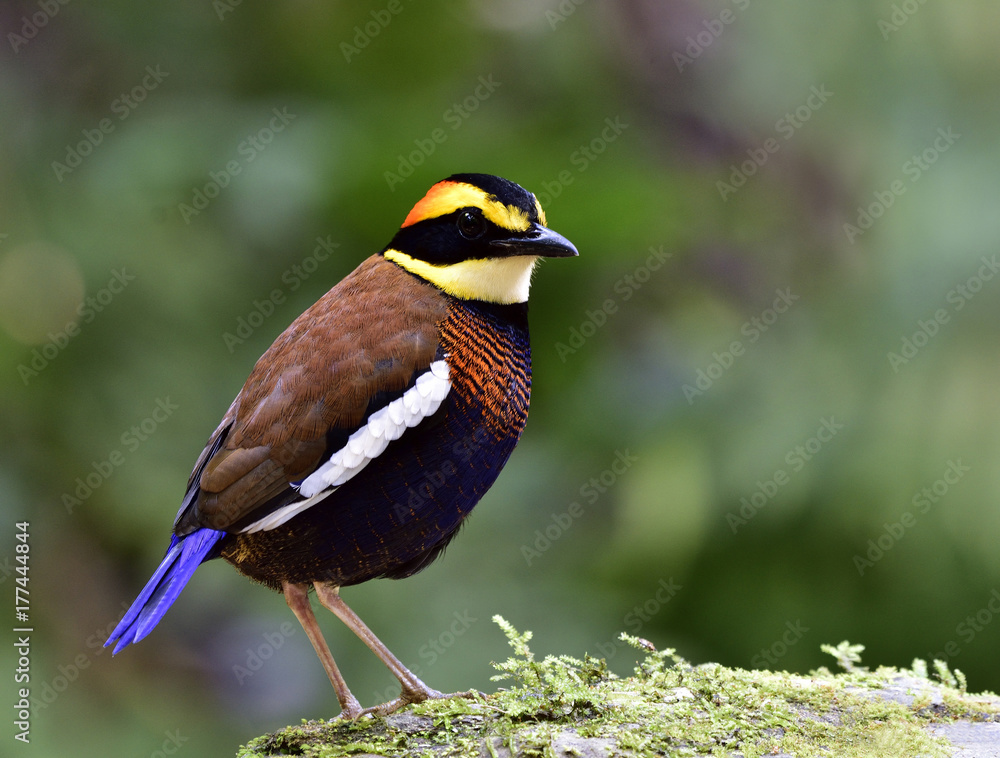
173 255 448 534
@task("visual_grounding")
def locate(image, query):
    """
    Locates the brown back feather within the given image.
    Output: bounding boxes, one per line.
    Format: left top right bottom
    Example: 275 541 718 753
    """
176 255 447 533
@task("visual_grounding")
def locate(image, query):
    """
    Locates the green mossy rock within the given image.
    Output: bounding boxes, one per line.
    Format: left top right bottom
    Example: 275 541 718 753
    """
237 620 1000 758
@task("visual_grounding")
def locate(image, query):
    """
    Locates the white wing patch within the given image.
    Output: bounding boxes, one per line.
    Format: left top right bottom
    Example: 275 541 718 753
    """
239 360 451 534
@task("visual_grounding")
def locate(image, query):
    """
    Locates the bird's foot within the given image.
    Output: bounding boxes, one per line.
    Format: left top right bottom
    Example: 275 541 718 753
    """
351 686 481 719
334 694 366 721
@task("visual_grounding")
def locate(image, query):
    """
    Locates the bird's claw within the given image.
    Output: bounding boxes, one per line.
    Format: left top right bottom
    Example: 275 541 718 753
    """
343 687 481 719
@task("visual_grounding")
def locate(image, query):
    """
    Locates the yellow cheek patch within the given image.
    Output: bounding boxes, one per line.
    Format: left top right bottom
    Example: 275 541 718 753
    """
402 181 532 232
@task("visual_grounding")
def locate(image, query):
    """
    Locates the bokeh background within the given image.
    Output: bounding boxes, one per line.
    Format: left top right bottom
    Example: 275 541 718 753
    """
3 1 1000 755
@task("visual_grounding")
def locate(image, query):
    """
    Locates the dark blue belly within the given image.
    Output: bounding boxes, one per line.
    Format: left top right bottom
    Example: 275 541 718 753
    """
221 299 531 588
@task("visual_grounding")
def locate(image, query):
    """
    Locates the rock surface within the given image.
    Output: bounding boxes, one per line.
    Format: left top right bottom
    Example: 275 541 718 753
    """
237 626 1000 758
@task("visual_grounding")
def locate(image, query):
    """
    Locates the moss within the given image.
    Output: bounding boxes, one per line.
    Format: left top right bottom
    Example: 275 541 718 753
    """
237 618 999 758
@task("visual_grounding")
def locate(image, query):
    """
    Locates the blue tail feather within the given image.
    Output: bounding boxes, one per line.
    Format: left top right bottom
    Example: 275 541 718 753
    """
106 528 226 654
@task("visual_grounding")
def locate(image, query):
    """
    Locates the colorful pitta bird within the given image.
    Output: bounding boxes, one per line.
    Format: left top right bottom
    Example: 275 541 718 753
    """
106 173 577 717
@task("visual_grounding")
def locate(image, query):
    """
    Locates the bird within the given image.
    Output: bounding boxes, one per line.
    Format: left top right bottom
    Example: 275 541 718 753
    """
105 173 578 718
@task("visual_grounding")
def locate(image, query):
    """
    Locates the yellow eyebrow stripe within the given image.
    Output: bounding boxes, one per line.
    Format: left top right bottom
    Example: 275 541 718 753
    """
402 181 532 232
534 197 547 228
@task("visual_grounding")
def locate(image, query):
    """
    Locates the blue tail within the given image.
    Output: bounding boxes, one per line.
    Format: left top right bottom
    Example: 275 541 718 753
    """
105 528 226 654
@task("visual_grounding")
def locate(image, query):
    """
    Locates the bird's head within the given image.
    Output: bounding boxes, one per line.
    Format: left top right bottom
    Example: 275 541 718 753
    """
382 173 578 304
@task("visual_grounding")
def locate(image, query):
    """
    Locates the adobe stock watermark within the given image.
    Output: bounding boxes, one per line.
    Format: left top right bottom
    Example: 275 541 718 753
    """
18 268 136 385
0 554 18 587
418 610 477 667
853 459 970 576
717 84 833 201
521 449 638 566
30 600 132 712
592 578 682 662
925 587 1000 667
233 622 296 685
683 288 798 404
341 0 410 62
672 0 751 72
145 729 189 758
371 610 477 703
955 589 1000 649
726 417 843 534
546 0 588 29
62 397 180 513
384 74 501 191
844 126 959 243
391 428 491 523
555 244 672 362
213 0 243 21
532 115 630 208
750 620 809 668
178 106 297 223
7 0 72 54
886 255 1000 372
51 65 169 182
878 0 929 40
222 235 339 353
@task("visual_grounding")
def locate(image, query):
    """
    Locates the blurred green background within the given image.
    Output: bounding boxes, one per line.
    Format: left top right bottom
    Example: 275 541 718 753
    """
3 0 1000 754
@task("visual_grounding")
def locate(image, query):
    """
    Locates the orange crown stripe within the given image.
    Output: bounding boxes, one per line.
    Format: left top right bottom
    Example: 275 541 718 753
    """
402 182 472 227
401 181 533 232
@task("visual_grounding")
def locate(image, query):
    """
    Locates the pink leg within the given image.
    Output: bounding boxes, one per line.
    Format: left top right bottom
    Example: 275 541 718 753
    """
313 583 470 716
283 581 362 719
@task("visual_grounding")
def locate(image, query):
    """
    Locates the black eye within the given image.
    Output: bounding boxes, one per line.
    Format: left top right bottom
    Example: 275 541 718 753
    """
456 209 487 240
